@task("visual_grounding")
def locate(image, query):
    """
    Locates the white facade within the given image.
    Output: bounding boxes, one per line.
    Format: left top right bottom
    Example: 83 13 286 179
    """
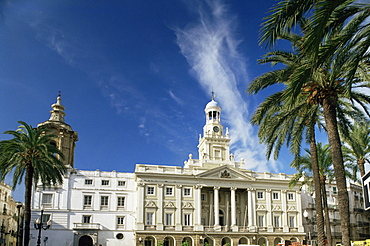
30 96 136 246
30 96 306 246
31 169 136 246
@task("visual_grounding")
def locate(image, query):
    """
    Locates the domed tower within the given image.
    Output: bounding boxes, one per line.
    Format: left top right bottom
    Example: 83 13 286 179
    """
37 94 78 168
196 95 231 166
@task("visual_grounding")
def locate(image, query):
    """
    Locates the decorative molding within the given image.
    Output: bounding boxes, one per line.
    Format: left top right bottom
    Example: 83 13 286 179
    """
176 184 183 189
230 187 237 191
287 206 297 211
272 205 282 211
145 200 157 208
195 184 203 189
182 202 194 209
220 170 231 178
256 204 266 211
158 184 164 188
164 201 176 208
214 186 220 190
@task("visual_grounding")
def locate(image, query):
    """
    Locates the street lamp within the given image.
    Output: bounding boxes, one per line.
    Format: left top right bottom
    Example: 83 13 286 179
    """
34 206 51 246
303 210 311 245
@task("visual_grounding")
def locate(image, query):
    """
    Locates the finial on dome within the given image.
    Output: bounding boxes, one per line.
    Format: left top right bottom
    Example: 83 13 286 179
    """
211 91 216 100
49 92 66 122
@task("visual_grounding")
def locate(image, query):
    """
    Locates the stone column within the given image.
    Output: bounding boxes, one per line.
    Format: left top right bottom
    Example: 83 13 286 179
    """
266 189 273 232
296 190 304 232
214 186 220 230
231 187 238 231
137 183 145 230
247 188 256 232
157 184 164 230
282 190 288 232
175 185 182 230
194 185 203 231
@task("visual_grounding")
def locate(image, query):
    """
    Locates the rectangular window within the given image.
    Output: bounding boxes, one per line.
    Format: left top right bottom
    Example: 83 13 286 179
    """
333 187 338 195
288 193 294 201
184 214 191 226
273 192 280 200
289 216 295 228
273 216 280 227
166 187 173 196
84 195 92 208
146 212 154 225
147 186 155 195
118 181 126 186
184 188 191 196
42 194 53 208
257 191 264 199
165 213 173 226
101 196 109 208
117 216 125 228
117 197 125 209
258 215 264 227
85 179 93 185
83 215 91 223
101 180 109 186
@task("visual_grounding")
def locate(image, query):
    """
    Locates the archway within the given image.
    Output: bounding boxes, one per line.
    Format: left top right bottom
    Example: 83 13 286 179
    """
204 237 214 246
144 236 155 246
238 237 249 245
182 236 193 246
221 237 231 246
274 237 283 246
79 235 93 246
257 237 267 246
164 236 175 246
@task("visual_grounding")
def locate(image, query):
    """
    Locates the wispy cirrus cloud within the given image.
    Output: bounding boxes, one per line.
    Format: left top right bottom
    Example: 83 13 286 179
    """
175 0 279 172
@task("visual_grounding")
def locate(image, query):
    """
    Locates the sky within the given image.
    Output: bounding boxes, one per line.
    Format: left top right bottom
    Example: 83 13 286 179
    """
0 0 303 201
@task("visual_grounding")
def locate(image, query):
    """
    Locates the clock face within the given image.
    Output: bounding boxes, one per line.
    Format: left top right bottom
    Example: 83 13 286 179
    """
213 126 220 132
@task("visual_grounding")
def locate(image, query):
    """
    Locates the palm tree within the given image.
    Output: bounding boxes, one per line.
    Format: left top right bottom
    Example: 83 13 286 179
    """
0 121 66 246
290 143 334 246
257 1 370 244
341 121 370 178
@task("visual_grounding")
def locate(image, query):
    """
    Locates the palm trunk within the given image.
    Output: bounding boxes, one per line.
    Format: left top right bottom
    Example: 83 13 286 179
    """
358 159 365 178
322 98 350 245
320 175 332 246
309 128 326 246
23 165 34 246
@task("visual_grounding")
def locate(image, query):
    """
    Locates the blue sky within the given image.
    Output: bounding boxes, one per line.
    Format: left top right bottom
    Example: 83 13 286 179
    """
0 0 301 201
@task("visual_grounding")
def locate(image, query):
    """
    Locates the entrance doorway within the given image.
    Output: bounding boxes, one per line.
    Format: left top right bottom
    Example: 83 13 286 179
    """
79 235 93 246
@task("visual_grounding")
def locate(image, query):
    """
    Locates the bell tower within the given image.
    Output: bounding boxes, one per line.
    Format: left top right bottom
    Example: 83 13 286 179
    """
187 93 234 168
38 94 78 168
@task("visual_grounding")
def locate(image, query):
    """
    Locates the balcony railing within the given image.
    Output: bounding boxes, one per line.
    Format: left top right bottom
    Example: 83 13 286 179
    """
73 223 101 230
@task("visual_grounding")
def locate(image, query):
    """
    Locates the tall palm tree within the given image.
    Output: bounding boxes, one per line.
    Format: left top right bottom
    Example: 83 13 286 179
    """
341 121 370 178
0 121 66 246
257 1 370 244
291 143 334 246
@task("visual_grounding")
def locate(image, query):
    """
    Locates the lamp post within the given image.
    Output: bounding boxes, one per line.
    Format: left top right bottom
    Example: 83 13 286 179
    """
34 206 51 246
303 210 311 245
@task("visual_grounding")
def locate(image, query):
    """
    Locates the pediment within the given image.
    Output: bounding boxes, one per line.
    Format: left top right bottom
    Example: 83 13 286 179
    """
272 205 282 211
145 200 157 208
164 201 176 208
196 166 256 181
182 202 194 209
288 205 297 211
256 204 266 211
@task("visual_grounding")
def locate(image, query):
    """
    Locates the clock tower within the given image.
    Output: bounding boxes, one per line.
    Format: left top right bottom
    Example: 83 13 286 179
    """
183 95 243 169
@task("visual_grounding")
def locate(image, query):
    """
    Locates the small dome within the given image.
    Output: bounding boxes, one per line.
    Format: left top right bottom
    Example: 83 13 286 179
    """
205 99 219 109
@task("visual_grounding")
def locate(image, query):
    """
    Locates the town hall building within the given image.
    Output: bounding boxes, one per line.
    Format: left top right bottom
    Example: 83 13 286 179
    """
30 95 306 246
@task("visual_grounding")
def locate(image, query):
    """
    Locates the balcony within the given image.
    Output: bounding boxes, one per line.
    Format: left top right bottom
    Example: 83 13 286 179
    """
73 223 101 230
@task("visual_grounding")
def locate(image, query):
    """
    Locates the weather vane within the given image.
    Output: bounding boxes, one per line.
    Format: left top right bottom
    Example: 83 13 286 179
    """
211 91 216 100
58 91 62 97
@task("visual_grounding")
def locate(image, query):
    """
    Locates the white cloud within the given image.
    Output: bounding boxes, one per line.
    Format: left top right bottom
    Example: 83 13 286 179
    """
176 0 278 172
169 90 184 105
